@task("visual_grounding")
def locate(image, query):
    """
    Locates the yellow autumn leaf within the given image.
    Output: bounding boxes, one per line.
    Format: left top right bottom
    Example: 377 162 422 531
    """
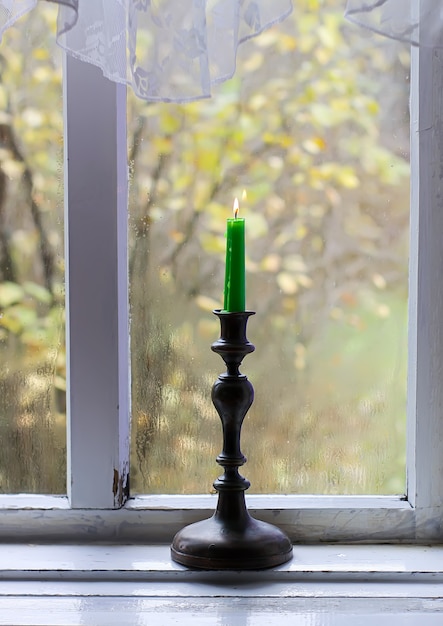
296 274 313 289
249 94 268 112
283 255 307 273
160 111 182 134
169 230 185 244
32 48 50 61
1 159 24 178
336 168 360 189
243 52 264 73
376 304 391 319
295 224 308 240
0 314 21 334
372 273 387 289
200 233 225 254
318 24 339 49
292 172 305 185
277 272 298 295
195 295 222 312
276 33 297 52
32 66 53 83
0 282 25 307
302 137 327 154
261 254 281 272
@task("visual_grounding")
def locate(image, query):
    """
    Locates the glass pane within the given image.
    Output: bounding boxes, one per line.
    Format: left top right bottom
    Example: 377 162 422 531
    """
129 1 409 495
0 7 66 493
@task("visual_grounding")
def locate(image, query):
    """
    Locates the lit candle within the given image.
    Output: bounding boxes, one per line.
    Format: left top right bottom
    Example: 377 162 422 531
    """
223 198 246 312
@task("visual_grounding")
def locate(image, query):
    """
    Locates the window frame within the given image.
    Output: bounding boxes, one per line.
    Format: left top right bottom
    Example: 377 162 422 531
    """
63 54 130 510
0 34 441 546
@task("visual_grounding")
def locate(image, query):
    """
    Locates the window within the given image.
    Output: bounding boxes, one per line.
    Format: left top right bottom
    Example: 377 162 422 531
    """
0 6 65 494
0 4 442 547
128 5 410 498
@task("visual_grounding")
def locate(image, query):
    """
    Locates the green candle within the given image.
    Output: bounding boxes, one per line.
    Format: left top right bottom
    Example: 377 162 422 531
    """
223 199 246 312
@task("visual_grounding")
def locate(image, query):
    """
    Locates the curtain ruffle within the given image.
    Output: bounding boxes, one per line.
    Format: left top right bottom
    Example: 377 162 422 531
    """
0 0 293 102
345 0 443 48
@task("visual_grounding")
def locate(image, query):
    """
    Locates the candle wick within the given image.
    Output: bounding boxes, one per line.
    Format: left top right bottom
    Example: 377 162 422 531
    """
233 197 239 219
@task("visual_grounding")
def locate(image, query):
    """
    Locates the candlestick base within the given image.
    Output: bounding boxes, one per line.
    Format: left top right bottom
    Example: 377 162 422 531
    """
171 310 293 570
171 494 292 570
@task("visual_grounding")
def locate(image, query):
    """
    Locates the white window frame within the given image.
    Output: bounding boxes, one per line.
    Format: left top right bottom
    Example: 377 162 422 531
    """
0 34 441 546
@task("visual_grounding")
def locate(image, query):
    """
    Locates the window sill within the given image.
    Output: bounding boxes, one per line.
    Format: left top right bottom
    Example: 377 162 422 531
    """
1 544 443 623
0 543 442 624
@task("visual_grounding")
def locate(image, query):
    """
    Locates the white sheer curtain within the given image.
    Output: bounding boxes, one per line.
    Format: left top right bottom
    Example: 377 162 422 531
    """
345 1 443 47
0 0 293 102
1 1 439 102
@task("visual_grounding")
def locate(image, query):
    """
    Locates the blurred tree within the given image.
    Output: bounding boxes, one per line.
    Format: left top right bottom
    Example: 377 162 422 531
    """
128 0 410 494
0 0 410 495
0 6 65 493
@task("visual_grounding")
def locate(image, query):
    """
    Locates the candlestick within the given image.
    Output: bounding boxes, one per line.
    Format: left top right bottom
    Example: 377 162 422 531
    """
170 310 293 570
223 199 246 312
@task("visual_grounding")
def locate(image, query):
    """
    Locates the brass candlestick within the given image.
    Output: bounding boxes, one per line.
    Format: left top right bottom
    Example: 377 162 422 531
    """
170 310 293 570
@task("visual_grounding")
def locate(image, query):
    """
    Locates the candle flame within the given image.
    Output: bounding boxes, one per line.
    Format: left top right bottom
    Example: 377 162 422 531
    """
233 197 239 219
242 189 247 202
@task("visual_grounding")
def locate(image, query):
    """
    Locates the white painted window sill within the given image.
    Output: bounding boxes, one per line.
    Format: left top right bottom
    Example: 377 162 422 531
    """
2 544 443 624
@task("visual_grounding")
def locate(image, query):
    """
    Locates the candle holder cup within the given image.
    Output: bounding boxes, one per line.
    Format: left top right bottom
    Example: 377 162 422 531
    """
170 310 293 570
